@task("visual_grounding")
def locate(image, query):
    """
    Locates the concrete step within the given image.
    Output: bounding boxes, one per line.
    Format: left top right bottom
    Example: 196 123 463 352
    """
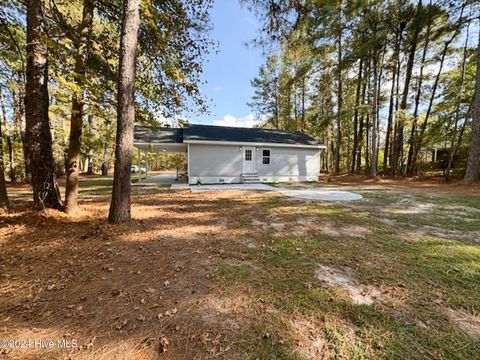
242 173 261 184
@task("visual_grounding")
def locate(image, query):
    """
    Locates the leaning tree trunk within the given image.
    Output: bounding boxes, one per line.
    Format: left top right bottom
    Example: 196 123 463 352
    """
445 21 470 182
25 0 62 210
65 0 95 215
464 19 480 182
108 0 141 223
405 18 431 176
410 5 465 175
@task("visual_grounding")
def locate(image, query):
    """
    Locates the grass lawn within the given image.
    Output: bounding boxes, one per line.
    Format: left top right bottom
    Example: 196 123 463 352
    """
1 176 479 359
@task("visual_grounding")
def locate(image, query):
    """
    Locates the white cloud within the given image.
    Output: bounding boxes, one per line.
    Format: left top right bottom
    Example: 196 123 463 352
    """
212 114 263 128
213 86 223 91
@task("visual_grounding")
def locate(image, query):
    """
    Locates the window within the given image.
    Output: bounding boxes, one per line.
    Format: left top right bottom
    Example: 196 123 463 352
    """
262 149 271 164
245 149 252 161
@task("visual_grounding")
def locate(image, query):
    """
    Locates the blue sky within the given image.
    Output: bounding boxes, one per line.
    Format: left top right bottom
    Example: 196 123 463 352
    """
194 1 265 127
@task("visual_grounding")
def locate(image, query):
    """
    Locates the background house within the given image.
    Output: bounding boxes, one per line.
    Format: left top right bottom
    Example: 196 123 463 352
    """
134 124 325 184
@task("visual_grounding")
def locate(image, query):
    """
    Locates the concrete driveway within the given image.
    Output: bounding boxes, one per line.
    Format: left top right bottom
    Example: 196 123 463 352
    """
136 172 180 185
171 183 363 201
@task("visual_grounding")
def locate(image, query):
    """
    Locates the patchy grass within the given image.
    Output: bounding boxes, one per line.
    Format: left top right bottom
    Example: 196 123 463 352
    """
1 178 480 359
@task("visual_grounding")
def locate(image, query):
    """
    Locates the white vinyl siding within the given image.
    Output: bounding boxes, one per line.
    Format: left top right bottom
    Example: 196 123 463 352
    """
188 143 242 177
256 146 319 178
188 143 320 184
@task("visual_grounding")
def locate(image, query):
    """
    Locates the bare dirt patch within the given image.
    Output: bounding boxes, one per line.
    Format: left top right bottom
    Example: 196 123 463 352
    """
315 265 382 305
443 307 480 340
321 222 371 238
288 315 328 359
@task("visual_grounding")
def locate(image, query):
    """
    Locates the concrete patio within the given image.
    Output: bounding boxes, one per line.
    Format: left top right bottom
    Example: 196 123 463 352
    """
171 182 363 201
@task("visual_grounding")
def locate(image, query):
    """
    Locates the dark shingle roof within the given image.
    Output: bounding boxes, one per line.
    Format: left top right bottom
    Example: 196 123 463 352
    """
134 124 319 146
183 124 319 145
134 125 182 144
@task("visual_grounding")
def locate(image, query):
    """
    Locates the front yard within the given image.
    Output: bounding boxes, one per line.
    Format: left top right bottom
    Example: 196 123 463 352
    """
1 177 479 359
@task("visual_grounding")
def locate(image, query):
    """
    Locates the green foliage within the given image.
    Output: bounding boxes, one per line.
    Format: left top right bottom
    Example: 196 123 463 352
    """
0 0 213 179
245 0 478 175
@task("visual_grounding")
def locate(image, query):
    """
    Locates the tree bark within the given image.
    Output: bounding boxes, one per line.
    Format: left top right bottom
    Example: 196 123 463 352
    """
334 2 343 175
384 20 402 175
25 0 62 210
356 61 368 173
64 0 95 215
370 52 379 178
464 19 480 182
0 93 11 211
445 22 470 181
405 17 431 176
0 87 15 184
350 58 363 173
410 5 465 175
391 0 422 176
108 0 141 223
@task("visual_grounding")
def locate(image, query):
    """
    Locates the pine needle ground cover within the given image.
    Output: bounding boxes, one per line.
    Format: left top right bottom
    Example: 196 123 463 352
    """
1 177 479 359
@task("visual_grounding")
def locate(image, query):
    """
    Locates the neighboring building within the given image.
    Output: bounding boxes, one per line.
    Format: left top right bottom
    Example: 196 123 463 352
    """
134 124 325 184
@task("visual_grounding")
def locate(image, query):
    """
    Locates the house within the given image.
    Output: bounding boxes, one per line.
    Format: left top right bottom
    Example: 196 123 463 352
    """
134 124 325 184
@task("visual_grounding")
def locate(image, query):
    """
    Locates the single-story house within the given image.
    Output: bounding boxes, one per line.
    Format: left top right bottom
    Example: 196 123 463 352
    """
134 124 325 184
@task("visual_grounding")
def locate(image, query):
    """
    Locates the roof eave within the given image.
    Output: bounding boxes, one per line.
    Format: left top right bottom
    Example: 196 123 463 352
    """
183 139 326 149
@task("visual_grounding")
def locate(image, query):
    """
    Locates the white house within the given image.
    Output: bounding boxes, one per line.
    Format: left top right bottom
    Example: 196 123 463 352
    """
134 124 325 184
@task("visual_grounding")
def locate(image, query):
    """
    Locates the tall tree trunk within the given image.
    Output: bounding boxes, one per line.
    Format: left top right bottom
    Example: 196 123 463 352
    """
384 67 396 174
445 22 470 181
464 19 480 182
384 22 402 174
334 2 343 175
101 140 109 176
351 58 363 173
406 18 432 176
356 61 368 173
370 52 379 178
391 0 422 176
108 0 141 223
0 87 15 183
64 0 95 215
25 0 62 210
300 76 305 132
410 5 465 175
0 93 11 211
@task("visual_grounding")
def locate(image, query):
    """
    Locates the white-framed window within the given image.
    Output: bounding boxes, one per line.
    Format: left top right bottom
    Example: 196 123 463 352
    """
245 149 252 161
262 149 271 165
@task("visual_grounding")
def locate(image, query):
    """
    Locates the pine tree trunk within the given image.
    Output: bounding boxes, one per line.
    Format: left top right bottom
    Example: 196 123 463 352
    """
464 19 480 182
410 5 465 175
101 140 109 176
108 0 141 223
25 0 62 210
0 86 15 184
406 18 431 176
351 58 363 173
370 53 379 178
384 25 401 175
391 0 422 176
0 96 11 211
445 23 470 181
64 0 95 215
334 3 343 175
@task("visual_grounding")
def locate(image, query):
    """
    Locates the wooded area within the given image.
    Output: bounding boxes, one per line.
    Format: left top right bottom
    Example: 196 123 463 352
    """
0 0 213 220
0 0 479 220
246 0 480 180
